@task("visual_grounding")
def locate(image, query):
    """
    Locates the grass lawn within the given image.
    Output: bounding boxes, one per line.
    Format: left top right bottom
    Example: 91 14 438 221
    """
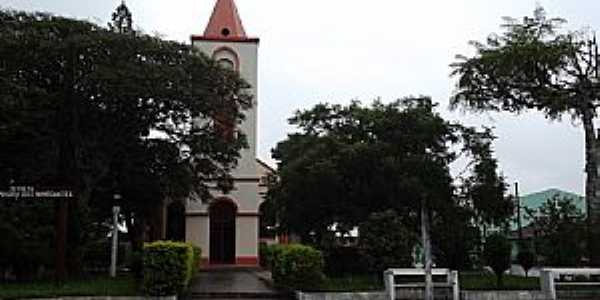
303 274 383 292
0 276 138 299
460 273 539 290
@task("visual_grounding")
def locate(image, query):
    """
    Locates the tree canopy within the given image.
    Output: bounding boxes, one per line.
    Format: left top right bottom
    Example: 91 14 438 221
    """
450 6 600 264
0 9 251 277
0 10 250 201
268 97 513 269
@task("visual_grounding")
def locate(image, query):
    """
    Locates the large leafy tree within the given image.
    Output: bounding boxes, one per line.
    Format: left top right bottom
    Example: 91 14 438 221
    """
450 7 600 264
269 97 512 268
0 10 250 277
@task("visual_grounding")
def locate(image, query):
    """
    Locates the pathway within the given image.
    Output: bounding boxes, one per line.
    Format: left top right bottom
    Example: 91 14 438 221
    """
188 269 287 299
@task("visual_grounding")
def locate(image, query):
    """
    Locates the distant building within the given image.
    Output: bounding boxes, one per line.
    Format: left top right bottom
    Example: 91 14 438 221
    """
512 188 586 233
509 188 585 259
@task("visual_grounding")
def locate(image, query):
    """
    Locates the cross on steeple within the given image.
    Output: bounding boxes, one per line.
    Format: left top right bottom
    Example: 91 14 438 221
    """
110 0 133 34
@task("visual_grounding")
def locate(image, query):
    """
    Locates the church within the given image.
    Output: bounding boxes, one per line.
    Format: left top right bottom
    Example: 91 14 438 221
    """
184 0 266 267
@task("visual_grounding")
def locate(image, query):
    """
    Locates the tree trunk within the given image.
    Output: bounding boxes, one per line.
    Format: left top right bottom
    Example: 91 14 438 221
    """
421 199 433 300
497 273 503 289
582 108 600 266
54 198 68 285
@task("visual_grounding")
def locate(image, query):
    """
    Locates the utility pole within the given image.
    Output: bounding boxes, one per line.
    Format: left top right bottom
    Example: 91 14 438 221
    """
516 182 523 244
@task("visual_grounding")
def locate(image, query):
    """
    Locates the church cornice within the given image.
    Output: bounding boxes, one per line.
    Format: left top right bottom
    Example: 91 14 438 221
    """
191 35 259 44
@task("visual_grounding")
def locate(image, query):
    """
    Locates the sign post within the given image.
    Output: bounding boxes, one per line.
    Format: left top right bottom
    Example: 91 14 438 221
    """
110 196 121 278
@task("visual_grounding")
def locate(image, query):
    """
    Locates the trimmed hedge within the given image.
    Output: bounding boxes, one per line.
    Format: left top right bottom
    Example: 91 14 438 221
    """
270 244 325 290
142 241 201 296
191 244 202 276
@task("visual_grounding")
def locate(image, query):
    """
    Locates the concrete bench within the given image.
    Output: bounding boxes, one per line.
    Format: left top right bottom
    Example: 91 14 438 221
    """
383 268 459 300
540 268 600 300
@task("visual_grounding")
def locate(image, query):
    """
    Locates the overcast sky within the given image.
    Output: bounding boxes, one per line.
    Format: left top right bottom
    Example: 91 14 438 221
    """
2 0 599 195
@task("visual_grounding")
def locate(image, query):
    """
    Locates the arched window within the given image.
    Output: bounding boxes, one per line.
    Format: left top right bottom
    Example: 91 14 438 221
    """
212 47 239 72
218 58 235 70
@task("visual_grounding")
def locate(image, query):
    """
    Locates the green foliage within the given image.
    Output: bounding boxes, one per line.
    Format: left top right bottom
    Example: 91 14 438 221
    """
450 6 600 264
450 6 583 118
270 98 511 253
483 233 512 288
0 198 55 281
190 244 202 278
323 246 369 276
358 210 417 273
0 276 137 298
0 9 250 274
271 244 325 290
431 205 481 270
270 98 511 277
517 248 536 277
460 273 539 290
142 241 197 296
311 275 383 292
525 196 586 266
260 244 286 270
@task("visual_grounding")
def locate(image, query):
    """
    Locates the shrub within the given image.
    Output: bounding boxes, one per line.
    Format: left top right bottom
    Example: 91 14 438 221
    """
190 244 202 277
358 210 417 273
260 243 286 270
323 246 369 276
142 241 196 296
259 242 269 268
271 244 325 290
483 233 511 288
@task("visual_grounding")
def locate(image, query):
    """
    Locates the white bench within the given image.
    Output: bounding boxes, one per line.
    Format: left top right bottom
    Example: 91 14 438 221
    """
540 268 600 300
383 268 459 300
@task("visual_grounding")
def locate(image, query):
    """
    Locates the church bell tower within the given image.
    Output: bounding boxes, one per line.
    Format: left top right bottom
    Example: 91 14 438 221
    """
186 0 262 266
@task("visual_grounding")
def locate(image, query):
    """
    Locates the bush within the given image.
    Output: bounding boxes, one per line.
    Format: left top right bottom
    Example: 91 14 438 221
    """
142 241 197 296
483 233 511 288
358 210 417 273
323 246 369 276
190 244 202 277
271 244 325 290
260 243 286 270
259 242 269 268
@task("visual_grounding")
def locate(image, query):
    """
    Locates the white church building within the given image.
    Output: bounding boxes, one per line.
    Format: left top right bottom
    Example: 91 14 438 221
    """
184 0 265 266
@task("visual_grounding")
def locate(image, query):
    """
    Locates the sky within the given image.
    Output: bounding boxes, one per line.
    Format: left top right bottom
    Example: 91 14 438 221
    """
1 0 600 195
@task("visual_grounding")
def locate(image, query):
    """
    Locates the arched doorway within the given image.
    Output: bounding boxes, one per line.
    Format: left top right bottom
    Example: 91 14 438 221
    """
166 201 186 241
210 200 237 264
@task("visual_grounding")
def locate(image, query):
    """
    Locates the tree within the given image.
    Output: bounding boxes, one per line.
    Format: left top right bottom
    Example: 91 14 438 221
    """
450 6 600 265
525 196 586 266
0 10 251 276
272 98 510 239
358 210 417 273
483 233 512 288
270 98 514 300
517 248 536 277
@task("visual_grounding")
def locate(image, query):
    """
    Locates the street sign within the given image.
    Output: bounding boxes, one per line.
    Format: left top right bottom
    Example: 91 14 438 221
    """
0 186 73 198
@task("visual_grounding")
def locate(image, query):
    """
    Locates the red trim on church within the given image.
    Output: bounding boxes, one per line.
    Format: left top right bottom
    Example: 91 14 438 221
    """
200 257 258 266
191 35 259 43
235 256 259 265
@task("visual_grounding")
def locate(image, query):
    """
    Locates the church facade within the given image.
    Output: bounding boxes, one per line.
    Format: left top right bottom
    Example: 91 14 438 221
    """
185 0 264 266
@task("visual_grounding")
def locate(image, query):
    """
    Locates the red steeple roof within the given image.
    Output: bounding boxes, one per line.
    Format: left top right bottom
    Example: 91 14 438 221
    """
203 0 246 39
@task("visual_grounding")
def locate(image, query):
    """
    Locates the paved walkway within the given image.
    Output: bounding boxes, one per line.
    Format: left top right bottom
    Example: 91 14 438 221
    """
189 269 284 299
